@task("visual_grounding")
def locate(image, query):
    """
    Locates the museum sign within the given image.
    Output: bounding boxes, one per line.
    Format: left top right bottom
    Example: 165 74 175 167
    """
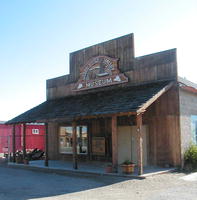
73 56 128 91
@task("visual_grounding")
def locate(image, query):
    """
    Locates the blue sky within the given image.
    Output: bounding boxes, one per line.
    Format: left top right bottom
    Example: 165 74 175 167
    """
0 0 197 120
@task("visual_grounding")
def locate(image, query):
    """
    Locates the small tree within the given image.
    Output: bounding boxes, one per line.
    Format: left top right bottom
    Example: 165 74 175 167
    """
184 144 197 171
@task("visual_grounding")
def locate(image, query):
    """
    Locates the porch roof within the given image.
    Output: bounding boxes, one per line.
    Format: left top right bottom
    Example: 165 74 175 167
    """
6 81 173 124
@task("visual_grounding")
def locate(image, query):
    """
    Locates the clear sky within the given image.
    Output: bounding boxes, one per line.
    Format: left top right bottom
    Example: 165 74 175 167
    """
0 0 197 121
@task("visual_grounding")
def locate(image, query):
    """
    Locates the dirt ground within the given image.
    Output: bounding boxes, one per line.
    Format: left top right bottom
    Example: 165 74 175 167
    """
0 160 196 200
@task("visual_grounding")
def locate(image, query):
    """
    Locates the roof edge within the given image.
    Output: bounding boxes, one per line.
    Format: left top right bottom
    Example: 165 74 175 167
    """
137 81 175 113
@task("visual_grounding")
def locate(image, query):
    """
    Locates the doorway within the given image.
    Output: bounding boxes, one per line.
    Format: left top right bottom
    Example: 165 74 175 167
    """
117 126 149 166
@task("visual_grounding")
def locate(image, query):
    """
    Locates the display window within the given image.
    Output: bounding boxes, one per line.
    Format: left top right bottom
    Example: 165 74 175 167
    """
59 126 87 154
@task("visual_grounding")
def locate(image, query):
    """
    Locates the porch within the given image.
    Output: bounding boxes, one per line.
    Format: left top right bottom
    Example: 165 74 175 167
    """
8 160 175 178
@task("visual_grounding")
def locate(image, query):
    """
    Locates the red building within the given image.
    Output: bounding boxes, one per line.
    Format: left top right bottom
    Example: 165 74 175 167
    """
0 122 45 156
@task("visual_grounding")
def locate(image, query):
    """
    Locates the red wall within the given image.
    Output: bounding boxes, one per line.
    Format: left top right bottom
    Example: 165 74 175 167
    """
0 124 45 154
25 125 45 150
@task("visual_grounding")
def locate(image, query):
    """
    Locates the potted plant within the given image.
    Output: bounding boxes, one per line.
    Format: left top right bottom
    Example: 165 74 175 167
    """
105 163 113 173
16 151 23 164
121 160 135 174
23 157 29 165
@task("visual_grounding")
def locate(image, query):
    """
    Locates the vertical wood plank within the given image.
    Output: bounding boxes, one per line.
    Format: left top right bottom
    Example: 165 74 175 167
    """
153 117 157 165
112 115 118 172
72 121 78 169
12 124 16 163
22 123 26 159
45 123 49 167
136 114 143 175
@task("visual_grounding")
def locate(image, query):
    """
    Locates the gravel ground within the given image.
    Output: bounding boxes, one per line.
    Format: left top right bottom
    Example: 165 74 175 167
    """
0 160 196 200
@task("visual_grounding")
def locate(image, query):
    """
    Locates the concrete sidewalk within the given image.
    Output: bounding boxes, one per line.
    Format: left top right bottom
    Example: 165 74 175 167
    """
180 172 197 181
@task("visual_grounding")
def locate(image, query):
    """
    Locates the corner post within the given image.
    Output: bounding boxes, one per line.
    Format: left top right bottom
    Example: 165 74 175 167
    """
112 115 118 172
136 114 143 175
12 124 16 163
44 122 49 167
22 123 26 159
72 121 78 169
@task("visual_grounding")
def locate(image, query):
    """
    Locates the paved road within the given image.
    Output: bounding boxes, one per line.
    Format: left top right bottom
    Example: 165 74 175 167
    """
0 161 197 200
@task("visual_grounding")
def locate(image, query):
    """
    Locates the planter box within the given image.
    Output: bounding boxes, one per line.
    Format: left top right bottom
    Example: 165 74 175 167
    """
121 164 135 174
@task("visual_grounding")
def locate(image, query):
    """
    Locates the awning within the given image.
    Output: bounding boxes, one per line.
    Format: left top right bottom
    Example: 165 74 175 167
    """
6 81 174 124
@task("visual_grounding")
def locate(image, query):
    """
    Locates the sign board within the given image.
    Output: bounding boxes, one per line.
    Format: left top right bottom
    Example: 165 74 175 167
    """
73 56 128 91
92 137 105 155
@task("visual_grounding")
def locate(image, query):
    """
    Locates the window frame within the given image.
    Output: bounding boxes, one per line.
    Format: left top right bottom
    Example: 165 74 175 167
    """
32 129 39 134
58 125 88 155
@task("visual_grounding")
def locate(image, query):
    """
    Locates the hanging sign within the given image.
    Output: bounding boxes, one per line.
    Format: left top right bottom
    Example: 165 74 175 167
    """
73 56 128 91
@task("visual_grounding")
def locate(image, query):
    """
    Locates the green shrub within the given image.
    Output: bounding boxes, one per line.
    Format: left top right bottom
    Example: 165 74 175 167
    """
184 145 197 170
121 160 134 165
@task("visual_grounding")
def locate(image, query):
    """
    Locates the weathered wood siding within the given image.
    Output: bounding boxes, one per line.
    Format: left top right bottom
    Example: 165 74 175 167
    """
48 122 59 159
143 85 181 166
48 117 134 162
46 34 177 100
70 33 135 82
48 96 181 167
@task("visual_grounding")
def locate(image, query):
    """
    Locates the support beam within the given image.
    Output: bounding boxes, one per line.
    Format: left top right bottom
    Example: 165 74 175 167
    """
12 124 16 163
44 123 49 167
87 121 92 160
112 115 118 172
79 126 82 154
22 123 26 159
72 121 78 169
136 114 143 175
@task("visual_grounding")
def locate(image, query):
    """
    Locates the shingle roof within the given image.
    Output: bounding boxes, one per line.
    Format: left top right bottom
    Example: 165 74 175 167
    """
6 81 172 124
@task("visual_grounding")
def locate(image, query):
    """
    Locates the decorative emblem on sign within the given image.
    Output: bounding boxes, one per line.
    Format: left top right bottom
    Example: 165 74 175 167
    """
73 55 128 91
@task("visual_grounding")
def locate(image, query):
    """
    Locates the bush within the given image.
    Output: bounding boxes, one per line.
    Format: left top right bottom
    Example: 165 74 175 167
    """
184 145 197 170
121 160 135 165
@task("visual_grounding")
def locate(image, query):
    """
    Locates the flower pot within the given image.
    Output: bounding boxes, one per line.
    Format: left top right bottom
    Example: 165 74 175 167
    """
105 165 113 173
23 159 29 165
121 164 135 174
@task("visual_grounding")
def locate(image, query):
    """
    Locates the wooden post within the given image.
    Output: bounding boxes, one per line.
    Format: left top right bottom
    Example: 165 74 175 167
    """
136 114 143 175
87 122 92 160
12 124 16 163
72 121 78 169
44 122 49 167
112 115 118 172
22 123 26 159
79 126 82 153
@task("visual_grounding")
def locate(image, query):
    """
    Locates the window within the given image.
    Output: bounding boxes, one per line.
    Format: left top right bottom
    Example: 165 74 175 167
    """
191 115 197 144
59 126 87 154
32 129 39 134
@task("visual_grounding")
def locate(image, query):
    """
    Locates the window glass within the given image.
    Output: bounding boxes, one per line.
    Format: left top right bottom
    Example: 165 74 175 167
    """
77 126 87 154
191 115 197 144
59 126 87 154
32 129 39 134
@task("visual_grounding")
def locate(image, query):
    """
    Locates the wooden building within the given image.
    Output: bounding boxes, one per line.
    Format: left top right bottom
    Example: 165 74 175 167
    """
6 33 197 175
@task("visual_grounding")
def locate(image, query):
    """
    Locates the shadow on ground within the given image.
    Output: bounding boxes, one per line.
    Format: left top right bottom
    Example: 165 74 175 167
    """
0 159 134 200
